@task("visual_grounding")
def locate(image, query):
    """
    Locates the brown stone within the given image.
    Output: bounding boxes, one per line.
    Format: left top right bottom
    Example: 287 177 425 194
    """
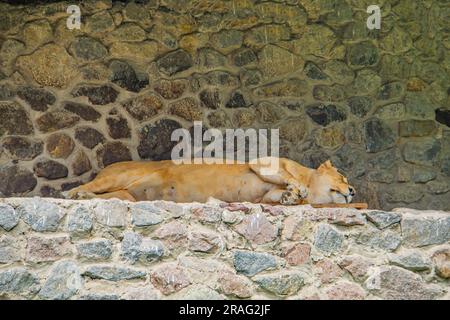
46 133 75 159
169 97 203 121
96 142 132 168
106 115 131 139
36 111 80 133
407 78 426 92
432 248 450 279
72 151 92 176
282 243 311 266
122 94 164 122
16 44 78 88
154 79 187 100
34 159 68 180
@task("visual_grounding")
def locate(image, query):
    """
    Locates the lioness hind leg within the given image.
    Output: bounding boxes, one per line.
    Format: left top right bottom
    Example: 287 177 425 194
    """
95 190 136 202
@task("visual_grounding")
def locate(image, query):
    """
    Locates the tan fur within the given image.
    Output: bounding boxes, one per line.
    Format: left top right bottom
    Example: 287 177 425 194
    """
66 157 355 205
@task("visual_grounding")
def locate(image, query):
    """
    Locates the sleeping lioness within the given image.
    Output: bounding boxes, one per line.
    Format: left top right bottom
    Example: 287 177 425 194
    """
65 157 355 205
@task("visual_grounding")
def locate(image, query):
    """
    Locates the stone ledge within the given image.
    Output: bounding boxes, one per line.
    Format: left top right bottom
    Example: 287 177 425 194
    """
0 197 449 300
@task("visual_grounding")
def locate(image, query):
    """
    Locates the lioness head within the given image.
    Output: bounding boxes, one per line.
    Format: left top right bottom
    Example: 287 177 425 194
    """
308 160 355 204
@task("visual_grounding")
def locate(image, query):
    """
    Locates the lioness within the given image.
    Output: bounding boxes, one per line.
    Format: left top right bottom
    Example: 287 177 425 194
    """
66 157 355 205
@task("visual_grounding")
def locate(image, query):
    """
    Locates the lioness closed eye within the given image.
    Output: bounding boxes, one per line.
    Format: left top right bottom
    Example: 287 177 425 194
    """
65 157 355 205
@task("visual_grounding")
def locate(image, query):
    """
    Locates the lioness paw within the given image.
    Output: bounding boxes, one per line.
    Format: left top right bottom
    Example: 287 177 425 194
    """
280 191 299 205
287 184 308 199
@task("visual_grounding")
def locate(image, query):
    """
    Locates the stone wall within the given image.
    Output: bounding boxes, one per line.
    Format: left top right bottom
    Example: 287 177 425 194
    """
0 0 449 211
0 197 449 300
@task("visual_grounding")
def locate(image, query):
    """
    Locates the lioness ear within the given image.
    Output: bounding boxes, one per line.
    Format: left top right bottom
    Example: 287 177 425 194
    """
318 160 333 170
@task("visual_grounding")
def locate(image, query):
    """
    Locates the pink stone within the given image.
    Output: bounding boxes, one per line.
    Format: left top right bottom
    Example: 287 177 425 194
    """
314 258 343 284
191 205 222 223
153 220 188 249
338 255 373 281
26 235 73 263
234 213 278 245
219 202 251 213
325 282 366 300
261 205 284 216
150 265 191 295
218 273 254 298
282 243 311 266
188 231 221 253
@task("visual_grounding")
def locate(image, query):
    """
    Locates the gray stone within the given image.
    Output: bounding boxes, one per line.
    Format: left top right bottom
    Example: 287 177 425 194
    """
138 119 183 160
331 144 366 178
399 120 436 137
17 86 55 111
234 250 277 276
121 231 164 264
357 228 402 252
365 211 401 230
131 203 164 227
210 29 243 54
75 127 105 149
0 203 19 231
404 92 436 119
122 94 163 121
364 118 397 153
377 81 405 101
63 102 101 122
83 265 146 281
18 198 65 232
157 49 193 76
0 164 37 196
2 136 43 161
0 101 34 136
96 142 132 167
171 285 224 300
365 266 443 300
306 104 347 126
401 214 450 247
67 204 93 234
110 60 149 93
233 48 257 67
348 96 373 117
196 48 227 69
199 88 221 109
72 85 119 105
0 235 20 264
348 42 379 67
403 138 441 166
79 293 120 300
411 168 437 183
313 85 345 102
225 91 250 108
70 36 108 61
77 239 112 260
304 62 327 80
93 200 127 228
389 252 431 271
314 224 344 254
39 261 83 300
253 272 305 296
0 268 40 298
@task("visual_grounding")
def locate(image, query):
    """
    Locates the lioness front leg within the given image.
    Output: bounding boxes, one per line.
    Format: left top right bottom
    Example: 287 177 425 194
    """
250 157 308 202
